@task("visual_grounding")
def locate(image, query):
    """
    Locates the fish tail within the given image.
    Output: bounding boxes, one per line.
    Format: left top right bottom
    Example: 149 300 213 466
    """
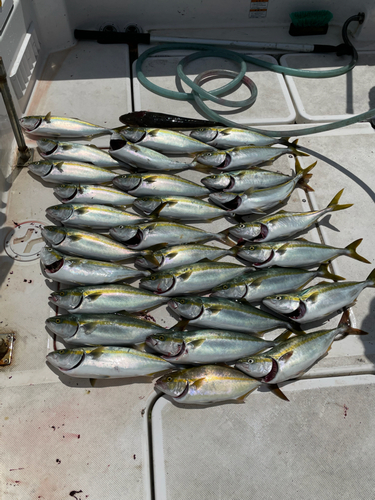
290 139 309 157
278 137 291 146
337 310 368 335
228 245 244 256
345 239 371 264
295 158 316 192
316 263 345 282
366 268 375 286
327 188 353 212
216 228 235 247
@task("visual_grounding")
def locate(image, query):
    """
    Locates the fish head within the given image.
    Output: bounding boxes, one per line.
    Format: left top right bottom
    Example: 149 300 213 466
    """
229 223 263 242
46 348 85 372
133 196 162 216
28 160 53 177
211 282 247 300
37 138 58 155
155 371 189 398
45 316 79 339
140 273 175 295
53 184 79 202
237 243 274 266
190 128 218 143
113 174 141 192
209 191 241 211
168 296 203 320
145 333 183 357
46 204 74 222
41 225 66 245
49 288 83 310
201 173 231 190
19 115 42 132
109 225 142 246
235 355 273 379
263 294 301 315
109 132 127 151
40 246 63 266
195 150 226 167
119 127 146 143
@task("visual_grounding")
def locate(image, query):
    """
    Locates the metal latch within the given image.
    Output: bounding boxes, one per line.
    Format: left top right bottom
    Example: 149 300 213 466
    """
0 332 15 365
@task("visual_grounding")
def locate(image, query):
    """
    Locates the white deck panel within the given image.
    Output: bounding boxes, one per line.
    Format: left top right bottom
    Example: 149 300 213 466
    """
280 51 375 123
152 375 375 500
134 49 296 125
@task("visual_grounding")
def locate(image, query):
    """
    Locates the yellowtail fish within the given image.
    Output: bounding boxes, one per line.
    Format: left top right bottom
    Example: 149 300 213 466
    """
109 221 233 250
37 139 128 168
27 160 117 184
194 140 308 171
235 311 368 384
146 329 277 364
46 203 149 229
155 365 261 404
20 112 119 139
53 183 135 205
228 189 352 242
237 238 370 268
113 172 210 197
132 195 229 221
46 313 171 346
40 247 149 285
140 261 253 296
49 284 169 314
42 226 139 262
136 243 236 271
209 159 315 215
262 268 375 324
211 263 343 302
109 133 195 171
119 127 216 154
190 127 289 148
201 168 293 192
47 346 175 379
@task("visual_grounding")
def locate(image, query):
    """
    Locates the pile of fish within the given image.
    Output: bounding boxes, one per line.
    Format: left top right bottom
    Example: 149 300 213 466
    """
22 110 372 405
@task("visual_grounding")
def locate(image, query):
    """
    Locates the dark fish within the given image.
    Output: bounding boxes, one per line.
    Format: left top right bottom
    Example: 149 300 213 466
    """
119 111 225 129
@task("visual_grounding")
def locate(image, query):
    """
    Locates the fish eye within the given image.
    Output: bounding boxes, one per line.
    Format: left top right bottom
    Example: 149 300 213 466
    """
158 335 165 341
178 299 185 304
55 319 61 324
248 246 255 251
239 224 246 228
222 284 228 290
47 248 53 252
166 376 173 382
118 225 124 229
276 296 283 300
59 291 65 296
142 197 149 201
57 349 66 354
150 275 156 280
248 359 254 364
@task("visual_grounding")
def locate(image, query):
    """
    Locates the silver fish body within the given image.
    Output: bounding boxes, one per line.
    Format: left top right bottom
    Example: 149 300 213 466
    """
133 195 228 221
235 323 364 384
27 160 117 184
46 313 170 346
155 365 261 404
201 168 292 192
195 143 307 171
20 113 113 139
40 247 149 285
263 269 375 323
237 238 370 268
168 296 296 334
109 221 229 250
42 226 139 261
49 284 169 314
136 244 234 271
53 184 135 205
211 265 341 303
46 203 148 229
190 127 287 148
119 127 216 154
109 134 193 171
146 329 276 364
47 346 174 379
113 173 210 197
140 261 252 296
37 139 128 168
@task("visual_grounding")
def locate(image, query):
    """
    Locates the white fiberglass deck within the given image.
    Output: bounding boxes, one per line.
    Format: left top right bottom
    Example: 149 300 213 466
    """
1 33 375 500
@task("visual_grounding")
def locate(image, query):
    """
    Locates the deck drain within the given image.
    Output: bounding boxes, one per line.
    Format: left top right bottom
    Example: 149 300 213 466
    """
4 221 45 262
